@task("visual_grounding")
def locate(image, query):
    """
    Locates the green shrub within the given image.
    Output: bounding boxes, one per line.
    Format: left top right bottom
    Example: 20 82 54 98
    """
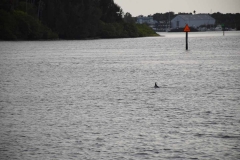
0 9 17 40
0 9 58 40
99 22 158 38
0 27 17 40
124 23 139 37
136 24 158 37
100 23 117 38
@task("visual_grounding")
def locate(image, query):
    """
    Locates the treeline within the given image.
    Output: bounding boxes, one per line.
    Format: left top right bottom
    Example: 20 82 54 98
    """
152 12 240 30
211 12 240 29
0 0 158 40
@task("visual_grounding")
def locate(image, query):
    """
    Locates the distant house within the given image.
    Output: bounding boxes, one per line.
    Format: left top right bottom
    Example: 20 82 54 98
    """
171 14 215 29
136 15 157 29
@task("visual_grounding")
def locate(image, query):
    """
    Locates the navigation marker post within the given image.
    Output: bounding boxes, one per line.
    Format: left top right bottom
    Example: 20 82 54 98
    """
184 24 190 50
222 24 225 36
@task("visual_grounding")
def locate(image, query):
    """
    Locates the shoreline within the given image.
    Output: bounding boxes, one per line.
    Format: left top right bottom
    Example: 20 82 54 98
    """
0 34 161 41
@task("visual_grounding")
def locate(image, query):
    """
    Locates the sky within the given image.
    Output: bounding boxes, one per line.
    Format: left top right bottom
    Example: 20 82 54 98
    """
114 0 240 16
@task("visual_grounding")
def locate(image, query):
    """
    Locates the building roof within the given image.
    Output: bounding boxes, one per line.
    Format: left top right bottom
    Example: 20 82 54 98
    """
177 14 215 21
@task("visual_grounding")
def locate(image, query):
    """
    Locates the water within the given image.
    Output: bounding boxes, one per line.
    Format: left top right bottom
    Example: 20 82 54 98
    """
0 31 240 160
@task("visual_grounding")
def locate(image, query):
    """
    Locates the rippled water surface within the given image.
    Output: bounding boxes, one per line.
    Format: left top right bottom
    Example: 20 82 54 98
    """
0 32 240 160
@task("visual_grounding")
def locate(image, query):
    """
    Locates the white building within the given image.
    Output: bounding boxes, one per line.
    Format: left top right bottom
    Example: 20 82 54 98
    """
171 14 215 29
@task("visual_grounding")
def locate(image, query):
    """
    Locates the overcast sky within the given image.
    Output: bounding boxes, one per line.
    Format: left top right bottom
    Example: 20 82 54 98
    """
114 0 240 16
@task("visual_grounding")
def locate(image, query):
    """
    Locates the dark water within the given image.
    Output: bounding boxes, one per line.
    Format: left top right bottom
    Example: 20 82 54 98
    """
0 31 240 160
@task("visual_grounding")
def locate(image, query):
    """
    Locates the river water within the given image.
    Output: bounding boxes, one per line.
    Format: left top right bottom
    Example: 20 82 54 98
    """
0 31 240 160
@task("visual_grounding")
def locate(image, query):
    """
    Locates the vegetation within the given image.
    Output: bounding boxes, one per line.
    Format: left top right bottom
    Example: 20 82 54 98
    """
0 0 158 40
0 8 58 40
211 12 240 30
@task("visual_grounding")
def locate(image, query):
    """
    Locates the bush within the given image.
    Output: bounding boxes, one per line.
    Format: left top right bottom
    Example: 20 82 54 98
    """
99 22 158 38
0 9 58 40
0 9 17 40
136 24 158 37
0 27 17 40
124 23 139 37
100 23 117 38
13 10 48 39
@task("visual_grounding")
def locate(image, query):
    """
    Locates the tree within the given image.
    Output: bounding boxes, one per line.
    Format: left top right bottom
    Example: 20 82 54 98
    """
99 0 123 23
124 12 135 23
0 0 159 40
